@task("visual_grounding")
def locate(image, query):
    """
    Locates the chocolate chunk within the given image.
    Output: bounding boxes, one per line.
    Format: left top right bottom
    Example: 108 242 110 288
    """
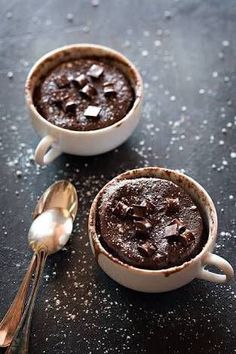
164 223 179 239
80 84 97 98
169 218 186 234
72 74 88 88
166 197 180 213
87 64 104 79
104 83 116 97
137 242 156 257
113 201 131 218
130 204 147 219
84 105 101 119
63 100 77 113
54 74 70 88
134 219 152 236
129 200 155 219
180 230 195 246
165 219 187 243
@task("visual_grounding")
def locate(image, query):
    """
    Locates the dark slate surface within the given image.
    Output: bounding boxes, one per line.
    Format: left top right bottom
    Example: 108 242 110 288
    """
0 1 235 353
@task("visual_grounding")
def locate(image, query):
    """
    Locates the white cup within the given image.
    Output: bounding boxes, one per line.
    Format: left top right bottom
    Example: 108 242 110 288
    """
25 44 143 165
88 167 234 293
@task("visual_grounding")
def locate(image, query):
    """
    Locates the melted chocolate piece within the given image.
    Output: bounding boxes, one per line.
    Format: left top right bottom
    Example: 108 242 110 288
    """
98 177 205 270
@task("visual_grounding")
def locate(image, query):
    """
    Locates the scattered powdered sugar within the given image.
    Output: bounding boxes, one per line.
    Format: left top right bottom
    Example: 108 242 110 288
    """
0 4 235 354
230 152 236 159
222 40 230 47
66 13 74 22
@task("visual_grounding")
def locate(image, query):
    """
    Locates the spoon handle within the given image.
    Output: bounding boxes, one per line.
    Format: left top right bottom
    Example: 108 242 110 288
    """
6 250 47 354
0 254 37 347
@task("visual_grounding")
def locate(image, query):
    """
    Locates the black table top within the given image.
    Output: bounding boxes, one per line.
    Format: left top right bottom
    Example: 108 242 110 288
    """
0 1 235 353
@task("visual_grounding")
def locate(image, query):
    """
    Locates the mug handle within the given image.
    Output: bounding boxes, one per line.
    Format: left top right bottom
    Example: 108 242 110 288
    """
35 135 61 165
197 252 234 284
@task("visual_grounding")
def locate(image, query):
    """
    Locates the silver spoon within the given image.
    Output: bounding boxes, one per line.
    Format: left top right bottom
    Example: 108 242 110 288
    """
0 181 78 352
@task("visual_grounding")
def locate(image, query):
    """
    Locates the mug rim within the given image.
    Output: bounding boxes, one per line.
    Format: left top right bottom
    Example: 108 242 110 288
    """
88 167 218 275
25 43 143 135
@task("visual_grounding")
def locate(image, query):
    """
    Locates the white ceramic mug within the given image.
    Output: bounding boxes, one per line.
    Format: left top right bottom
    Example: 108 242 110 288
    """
88 167 234 293
25 44 143 165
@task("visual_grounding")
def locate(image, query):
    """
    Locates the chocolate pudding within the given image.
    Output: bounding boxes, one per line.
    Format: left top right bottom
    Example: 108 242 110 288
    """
33 57 134 131
96 177 206 270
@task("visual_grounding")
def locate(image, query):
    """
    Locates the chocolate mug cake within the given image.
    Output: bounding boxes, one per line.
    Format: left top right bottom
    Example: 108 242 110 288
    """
25 44 143 164
33 57 134 131
96 177 206 270
88 152 233 292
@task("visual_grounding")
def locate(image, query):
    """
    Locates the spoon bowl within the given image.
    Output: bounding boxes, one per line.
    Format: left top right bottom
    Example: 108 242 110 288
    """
29 208 73 255
33 180 78 221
